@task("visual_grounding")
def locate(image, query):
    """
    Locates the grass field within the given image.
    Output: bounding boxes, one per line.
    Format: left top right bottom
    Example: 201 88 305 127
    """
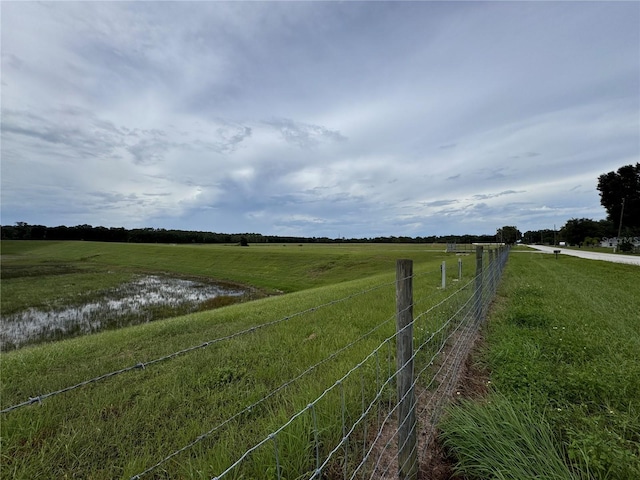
1 240 461 479
0 240 453 349
0 240 449 302
3 241 638 479
440 249 640 479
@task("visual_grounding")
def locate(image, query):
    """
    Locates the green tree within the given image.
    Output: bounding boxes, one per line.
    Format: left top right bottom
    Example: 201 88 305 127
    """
597 163 640 235
523 229 555 244
559 218 604 246
497 226 521 244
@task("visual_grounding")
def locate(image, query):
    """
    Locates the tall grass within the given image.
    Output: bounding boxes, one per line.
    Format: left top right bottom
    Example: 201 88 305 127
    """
441 395 583 480
440 250 640 479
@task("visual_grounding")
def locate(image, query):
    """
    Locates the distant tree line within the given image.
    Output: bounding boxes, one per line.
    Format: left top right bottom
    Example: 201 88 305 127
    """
522 163 640 250
0 222 501 245
522 219 616 246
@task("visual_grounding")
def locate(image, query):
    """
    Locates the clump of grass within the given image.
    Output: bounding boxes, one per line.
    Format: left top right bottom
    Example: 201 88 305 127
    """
442 253 640 479
440 395 583 480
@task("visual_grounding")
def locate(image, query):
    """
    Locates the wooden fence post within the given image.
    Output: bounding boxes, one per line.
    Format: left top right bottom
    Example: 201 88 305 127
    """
396 259 417 480
441 260 446 289
458 258 462 281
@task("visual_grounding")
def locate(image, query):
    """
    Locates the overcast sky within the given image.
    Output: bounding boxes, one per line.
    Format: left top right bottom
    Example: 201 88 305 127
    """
2 1 638 238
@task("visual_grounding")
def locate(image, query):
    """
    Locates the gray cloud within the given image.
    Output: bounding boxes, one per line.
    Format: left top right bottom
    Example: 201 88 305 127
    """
264 118 347 149
423 199 458 208
127 137 170 166
472 190 526 200
1 1 637 237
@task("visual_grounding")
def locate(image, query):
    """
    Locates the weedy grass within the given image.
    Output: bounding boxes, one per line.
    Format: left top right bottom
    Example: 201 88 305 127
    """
1 240 462 479
440 252 640 479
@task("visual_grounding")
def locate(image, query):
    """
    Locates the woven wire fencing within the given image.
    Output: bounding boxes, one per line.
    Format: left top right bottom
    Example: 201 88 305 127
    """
190 246 508 480
2 246 509 479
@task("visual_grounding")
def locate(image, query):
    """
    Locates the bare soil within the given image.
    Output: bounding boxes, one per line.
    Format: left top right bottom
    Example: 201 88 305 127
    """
421 335 490 480
365 326 490 480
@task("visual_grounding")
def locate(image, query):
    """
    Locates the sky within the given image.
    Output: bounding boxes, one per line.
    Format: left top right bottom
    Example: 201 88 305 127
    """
1 1 638 238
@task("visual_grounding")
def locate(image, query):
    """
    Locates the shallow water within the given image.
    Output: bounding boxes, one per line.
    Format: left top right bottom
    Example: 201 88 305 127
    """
1 275 247 350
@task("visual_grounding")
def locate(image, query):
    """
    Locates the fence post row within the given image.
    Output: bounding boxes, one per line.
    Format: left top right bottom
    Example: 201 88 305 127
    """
394 247 508 480
395 259 418 480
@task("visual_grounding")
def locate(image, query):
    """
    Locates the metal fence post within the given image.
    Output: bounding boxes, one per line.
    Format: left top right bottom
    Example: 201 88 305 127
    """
396 259 417 480
474 246 484 323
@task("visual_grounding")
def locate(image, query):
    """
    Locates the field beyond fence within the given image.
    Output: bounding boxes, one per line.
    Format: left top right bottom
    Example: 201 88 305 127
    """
1 241 508 479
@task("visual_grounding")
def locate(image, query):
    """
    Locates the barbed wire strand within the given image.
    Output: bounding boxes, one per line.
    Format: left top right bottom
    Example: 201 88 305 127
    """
131 268 435 480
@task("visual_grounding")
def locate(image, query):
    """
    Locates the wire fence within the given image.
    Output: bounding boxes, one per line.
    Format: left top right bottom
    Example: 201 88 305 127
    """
2 247 509 479
193 246 509 480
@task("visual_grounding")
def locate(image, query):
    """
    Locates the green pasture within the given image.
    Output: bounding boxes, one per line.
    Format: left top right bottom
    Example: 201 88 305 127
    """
1 240 448 312
5 241 637 479
441 250 640 479
1 241 455 349
1 240 461 479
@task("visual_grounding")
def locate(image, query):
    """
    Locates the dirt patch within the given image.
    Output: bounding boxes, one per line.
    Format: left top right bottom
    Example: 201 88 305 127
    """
422 335 490 480
363 322 490 480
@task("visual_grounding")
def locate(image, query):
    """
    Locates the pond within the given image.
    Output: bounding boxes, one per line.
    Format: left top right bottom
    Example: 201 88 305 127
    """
0 275 252 350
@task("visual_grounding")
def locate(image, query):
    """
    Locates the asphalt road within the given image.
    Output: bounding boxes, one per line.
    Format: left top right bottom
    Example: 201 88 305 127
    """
526 244 640 266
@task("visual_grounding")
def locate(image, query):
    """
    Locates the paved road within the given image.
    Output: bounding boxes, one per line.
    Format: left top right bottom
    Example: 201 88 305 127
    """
526 245 640 266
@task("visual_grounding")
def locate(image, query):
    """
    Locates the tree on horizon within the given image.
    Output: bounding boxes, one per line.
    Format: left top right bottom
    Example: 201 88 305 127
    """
597 163 640 235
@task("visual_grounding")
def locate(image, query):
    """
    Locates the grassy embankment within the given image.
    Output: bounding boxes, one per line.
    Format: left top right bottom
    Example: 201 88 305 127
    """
1 240 452 311
1 240 462 479
441 249 640 479
1 240 459 349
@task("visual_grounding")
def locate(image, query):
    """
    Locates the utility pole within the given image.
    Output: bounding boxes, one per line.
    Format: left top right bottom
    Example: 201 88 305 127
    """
615 198 626 253
617 198 626 239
